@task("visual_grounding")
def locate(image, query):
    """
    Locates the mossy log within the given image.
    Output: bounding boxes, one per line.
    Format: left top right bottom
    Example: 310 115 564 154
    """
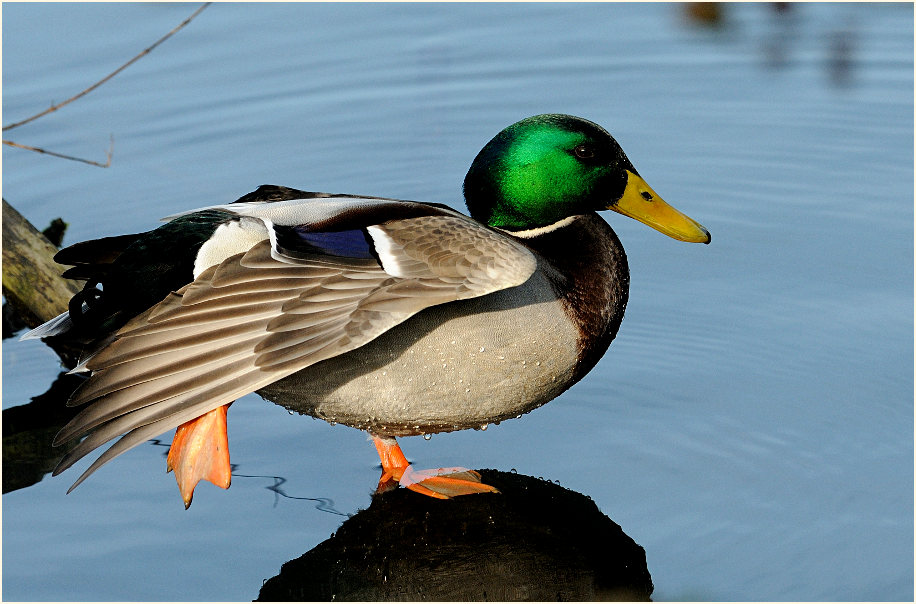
2 198 85 365
2 198 81 327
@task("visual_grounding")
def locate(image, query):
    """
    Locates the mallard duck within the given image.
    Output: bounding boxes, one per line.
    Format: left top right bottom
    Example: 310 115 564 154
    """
24 114 709 507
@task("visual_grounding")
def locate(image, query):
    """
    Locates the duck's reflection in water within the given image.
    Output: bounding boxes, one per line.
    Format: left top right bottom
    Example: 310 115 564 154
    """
258 469 653 601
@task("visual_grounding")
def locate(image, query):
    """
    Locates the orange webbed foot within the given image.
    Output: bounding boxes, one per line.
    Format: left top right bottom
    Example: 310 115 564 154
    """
167 404 232 508
372 435 499 499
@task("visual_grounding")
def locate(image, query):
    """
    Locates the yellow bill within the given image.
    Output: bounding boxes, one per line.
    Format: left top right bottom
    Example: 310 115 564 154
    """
609 170 711 244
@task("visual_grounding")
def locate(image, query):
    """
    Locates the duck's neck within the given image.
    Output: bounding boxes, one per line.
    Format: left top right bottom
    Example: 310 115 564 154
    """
509 213 629 379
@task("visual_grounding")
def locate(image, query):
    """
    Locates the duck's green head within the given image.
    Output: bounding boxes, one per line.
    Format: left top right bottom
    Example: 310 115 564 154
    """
464 114 710 243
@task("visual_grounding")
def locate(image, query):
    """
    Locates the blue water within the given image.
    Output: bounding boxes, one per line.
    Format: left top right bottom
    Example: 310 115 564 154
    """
3 3 912 601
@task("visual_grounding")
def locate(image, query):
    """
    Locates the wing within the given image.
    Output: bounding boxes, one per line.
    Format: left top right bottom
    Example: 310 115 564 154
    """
53 204 537 491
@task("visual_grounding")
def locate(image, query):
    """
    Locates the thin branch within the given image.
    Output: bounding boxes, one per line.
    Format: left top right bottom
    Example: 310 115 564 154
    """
3 2 211 132
3 136 114 168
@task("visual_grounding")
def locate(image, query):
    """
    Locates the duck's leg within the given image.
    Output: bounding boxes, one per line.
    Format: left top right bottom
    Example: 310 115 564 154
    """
372 435 499 499
166 404 232 508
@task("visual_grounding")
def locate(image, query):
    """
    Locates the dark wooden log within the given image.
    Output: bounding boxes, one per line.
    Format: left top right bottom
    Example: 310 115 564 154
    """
258 469 654 601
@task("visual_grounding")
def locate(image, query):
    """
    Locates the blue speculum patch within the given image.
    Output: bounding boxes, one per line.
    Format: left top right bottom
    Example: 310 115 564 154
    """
280 226 376 259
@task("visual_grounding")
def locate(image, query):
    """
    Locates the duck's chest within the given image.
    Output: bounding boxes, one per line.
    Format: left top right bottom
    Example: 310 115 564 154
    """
258 269 581 435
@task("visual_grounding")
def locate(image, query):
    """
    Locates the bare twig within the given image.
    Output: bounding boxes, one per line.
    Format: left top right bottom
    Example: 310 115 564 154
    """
3 136 114 168
2 2 211 132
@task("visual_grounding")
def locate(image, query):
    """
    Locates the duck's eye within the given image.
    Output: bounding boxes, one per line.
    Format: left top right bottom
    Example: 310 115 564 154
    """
573 144 595 159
